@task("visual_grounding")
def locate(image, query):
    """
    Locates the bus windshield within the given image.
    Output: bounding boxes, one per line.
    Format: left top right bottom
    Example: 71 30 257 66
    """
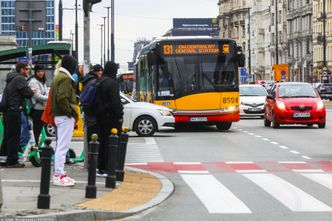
156 54 237 98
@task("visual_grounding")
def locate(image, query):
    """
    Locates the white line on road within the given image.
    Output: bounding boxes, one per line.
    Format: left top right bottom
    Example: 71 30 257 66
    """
290 150 300 154
248 133 255 136
243 131 249 133
255 135 262 138
270 141 278 145
174 162 201 165
302 156 312 160
302 173 332 191
278 161 306 164
238 129 243 131
181 174 252 214
144 138 157 145
243 173 332 212
262 138 270 141
236 170 267 173
279 145 289 150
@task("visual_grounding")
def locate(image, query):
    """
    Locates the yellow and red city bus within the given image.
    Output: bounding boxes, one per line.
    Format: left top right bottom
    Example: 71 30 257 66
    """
134 37 245 130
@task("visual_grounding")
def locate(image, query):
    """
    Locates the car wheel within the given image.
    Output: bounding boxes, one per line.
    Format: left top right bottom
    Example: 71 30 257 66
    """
264 116 271 127
307 124 313 127
216 122 232 131
46 124 56 137
134 116 157 137
318 122 326 129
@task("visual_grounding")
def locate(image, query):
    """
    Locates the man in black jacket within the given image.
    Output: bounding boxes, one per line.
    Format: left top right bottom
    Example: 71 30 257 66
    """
1 63 35 167
80 64 103 144
96 61 123 176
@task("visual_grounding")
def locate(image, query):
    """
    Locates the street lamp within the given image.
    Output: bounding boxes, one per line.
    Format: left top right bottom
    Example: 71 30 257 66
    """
98 24 104 65
105 6 111 61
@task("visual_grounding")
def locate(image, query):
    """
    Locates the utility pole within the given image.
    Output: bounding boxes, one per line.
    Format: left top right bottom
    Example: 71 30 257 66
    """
275 0 279 64
102 16 107 66
106 6 111 61
59 0 63 41
111 0 115 62
75 0 79 60
99 24 104 65
322 0 327 68
247 8 251 83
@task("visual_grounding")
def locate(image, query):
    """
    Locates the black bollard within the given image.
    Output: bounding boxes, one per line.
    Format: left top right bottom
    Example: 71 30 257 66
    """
106 128 118 188
37 139 53 209
85 134 99 198
116 128 129 182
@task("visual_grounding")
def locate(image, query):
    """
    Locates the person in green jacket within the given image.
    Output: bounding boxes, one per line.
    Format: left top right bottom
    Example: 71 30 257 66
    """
50 55 78 187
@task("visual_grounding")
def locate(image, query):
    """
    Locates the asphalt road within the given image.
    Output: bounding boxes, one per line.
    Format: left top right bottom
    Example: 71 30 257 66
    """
122 110 332 221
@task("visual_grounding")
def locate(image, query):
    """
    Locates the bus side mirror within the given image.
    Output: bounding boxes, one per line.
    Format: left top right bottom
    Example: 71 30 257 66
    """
238 53 245 67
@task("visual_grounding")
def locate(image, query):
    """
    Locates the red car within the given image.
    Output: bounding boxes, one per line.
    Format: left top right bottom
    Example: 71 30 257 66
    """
264 82 326 128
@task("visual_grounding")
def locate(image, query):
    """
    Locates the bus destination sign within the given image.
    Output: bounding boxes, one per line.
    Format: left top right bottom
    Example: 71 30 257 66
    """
162 44 225 55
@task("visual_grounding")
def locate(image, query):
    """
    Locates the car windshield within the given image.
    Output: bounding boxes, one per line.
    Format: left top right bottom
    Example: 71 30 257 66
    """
278 84 318 98
240 86 267 96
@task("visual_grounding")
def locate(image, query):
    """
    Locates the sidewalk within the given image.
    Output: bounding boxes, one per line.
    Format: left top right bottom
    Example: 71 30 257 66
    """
0 163 173 221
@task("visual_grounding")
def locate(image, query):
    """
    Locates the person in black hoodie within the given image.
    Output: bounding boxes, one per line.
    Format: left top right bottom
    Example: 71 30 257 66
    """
1 62 35 167
80 64 103 144
95 61 123 176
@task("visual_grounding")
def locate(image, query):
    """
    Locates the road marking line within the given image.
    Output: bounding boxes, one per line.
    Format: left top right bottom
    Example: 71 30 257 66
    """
302 173 332 191
238 129 243 131
279 145 289 149
181 174 252 214
144 138 157 145
225 161 254 164
243 131 249 133
278 161 306 164
255 135 262 138
248 133 255 136
302 156 312 160
293 169 324 173
174 162 201 165
270 141 278 145
243 173 332 212
290 150 300 154
236 170 267 173
178 170 209 174
262 138 270 141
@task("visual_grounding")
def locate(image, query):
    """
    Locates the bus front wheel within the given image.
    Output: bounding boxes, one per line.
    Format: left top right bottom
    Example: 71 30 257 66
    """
216 122 232 131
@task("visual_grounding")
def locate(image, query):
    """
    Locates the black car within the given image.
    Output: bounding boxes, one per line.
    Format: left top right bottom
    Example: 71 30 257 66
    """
317 83 332 100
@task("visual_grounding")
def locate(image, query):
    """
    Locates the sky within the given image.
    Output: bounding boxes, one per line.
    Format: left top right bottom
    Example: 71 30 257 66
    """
59 0 219 71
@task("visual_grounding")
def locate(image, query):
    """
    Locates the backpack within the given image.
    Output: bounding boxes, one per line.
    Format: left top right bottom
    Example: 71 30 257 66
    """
80 77 107 116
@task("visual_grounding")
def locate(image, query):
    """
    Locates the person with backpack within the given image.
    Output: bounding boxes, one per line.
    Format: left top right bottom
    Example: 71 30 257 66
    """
50 55 78 186
80 64 103 144
0 62 36 168
28 65 48 147
95 61 123 177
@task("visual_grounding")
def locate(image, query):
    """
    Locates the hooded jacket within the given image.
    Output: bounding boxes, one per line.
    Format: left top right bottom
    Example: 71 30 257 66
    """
5 71 34 110
80 71 98 127
28 77 48 110
50 67 78 120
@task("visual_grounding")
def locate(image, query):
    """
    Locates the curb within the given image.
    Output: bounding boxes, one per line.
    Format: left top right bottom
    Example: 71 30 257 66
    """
25 167 174 221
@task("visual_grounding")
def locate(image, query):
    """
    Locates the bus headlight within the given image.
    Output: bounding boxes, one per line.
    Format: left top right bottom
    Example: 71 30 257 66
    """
158 110 173 116
221 106 239 112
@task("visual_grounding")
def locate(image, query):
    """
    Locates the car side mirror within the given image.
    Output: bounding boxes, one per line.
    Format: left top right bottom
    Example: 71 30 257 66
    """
266 94 274 100
121 98 128 104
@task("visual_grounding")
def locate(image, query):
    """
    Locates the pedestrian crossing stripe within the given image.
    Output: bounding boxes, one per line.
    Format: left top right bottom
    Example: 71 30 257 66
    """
179 172 332 214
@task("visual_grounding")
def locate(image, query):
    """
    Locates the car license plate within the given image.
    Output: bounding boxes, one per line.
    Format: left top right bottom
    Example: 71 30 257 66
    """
293 112 310 118
190 117 208 122
248 108 261 112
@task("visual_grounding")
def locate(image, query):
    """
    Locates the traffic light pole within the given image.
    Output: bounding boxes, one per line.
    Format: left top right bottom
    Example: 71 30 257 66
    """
323 0 327 68
275 0 279 65
111 0 115 62
58 0 63 41
106 6 111 61
28 1 33 71
75 0 79 59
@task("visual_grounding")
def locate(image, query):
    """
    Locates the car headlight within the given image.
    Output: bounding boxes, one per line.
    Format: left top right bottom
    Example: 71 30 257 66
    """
158 109 173 116
276 100 286 110
317 100 324 110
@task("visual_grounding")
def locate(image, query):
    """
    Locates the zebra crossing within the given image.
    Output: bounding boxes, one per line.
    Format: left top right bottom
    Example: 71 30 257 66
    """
125 137 164 163
179 171 332 214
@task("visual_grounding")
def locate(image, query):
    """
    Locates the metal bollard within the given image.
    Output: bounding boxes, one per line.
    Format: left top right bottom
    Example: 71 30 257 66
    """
116 128 129 182
85 134 99 198
37 139 53 209
105 128 118 188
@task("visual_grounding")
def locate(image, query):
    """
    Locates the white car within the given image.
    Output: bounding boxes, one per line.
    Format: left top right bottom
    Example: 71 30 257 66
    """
240 84 267 118
121 93 175 136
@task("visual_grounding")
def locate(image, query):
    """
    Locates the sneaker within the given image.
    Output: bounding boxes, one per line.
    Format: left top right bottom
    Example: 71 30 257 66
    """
6 163 25 168
53 174 75 187
96 170 107 177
